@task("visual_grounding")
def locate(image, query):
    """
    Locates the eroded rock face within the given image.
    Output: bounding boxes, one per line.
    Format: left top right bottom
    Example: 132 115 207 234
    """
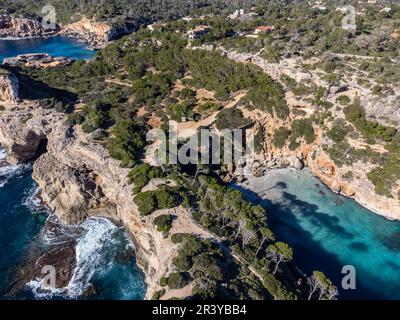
61 17 121 49
0 17 57 38
0 107 54 163
240 106 400 220
0 73 19 104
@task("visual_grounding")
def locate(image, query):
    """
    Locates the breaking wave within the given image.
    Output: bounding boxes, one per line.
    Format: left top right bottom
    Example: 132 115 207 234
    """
27 217 138 299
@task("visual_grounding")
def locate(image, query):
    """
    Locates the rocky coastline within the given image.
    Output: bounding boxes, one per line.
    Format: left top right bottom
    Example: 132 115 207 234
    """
0 100 399 300
0 46 399 299
0 15 126 50
0 103 217 300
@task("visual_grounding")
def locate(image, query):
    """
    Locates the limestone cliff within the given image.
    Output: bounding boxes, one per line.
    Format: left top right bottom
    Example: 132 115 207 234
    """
240 104 400 220
0 105 212 299
0 72 19 104
61 17 121 49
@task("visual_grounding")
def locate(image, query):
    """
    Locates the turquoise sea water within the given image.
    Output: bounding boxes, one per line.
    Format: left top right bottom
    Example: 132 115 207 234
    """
0 36 96 63
235 169 400 300
0 150 146 300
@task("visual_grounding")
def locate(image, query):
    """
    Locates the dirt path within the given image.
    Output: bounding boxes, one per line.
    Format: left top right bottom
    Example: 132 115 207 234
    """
177 92 246 139
105 78 133 87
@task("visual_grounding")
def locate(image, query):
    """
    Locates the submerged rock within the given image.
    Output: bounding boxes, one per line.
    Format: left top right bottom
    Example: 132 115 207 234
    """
5 217 79 297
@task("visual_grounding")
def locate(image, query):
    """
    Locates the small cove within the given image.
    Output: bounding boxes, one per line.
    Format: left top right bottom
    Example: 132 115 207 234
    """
234 168 400 300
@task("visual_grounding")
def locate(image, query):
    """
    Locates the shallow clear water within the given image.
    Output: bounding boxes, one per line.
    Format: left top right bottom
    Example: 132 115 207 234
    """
0 36 96 63
0 150 147 300
235 168 400 300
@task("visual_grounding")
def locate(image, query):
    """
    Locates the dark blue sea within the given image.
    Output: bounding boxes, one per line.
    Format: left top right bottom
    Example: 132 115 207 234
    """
0 36 96 63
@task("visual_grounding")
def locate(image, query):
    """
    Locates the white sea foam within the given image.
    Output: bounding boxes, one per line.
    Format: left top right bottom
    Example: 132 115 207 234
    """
27 217 124 299
0 148 6 160
0 147 31 189
0 163 31 188
22 184 42 212
67 217 120 297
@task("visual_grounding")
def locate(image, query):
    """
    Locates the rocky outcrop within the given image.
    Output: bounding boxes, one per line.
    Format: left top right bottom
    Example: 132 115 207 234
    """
0 106 56 163
0 15 129 49
3 53 74 68
240 104 400 220
0 105 206 299
304 146 400 220
0 16 57 38
61 17 121 49
0 72 19 104
6 217 77 297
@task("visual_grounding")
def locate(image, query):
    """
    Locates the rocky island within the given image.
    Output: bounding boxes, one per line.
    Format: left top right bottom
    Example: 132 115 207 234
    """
3 53 74 68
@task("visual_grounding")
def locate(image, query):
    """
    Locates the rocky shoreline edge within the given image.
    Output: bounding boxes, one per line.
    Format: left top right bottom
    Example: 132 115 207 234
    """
0 105 215 300
0 16 131 50
0 103 399 300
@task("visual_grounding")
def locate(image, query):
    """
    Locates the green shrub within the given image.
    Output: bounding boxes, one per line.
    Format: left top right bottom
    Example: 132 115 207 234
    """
171 233 188 244
345 98 397 143
197 102 222 116
107 120 146 168
336 95 351 105
128 163 162 194
153 214 173 232
151 289 166 300
287 119 315 149
134 187 181 215
160 276 168 287
272 127 290 148
166 99 196 122
215 108 251 130
262 273 296 300
327 122 352 143
167 272 191 289
65 112 85 126
81 101 109 133
179 88 196 99
192 252 224 281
